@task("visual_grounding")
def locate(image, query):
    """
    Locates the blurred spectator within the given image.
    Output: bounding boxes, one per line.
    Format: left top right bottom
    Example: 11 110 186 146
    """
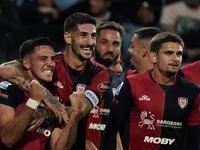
175 16 200 64
112 0 164 26
164 0 181 5
159 0 200 32
183 47 200 65
188 50 200 63
55 0 80 11
11 0 60 25
0 0 26 62
10 0 66 52
59 0 131 24
160 0 200 65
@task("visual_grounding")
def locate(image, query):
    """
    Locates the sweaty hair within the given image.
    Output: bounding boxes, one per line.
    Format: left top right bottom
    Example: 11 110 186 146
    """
135 27 162 40
19 37 53 59
64 12 96 32
96 21 125 38
150 32 184 53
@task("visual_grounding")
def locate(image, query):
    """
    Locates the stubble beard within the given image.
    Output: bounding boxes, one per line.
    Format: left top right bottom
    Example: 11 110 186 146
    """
72 44 92 62
95 50 114 67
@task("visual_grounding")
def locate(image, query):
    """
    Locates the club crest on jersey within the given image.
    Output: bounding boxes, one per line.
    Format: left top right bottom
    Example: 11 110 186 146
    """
76 84 87 92
178 97 188 109
0 81 11 90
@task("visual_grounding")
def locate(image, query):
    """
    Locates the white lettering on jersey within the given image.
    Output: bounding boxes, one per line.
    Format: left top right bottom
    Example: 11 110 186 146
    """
144 136 175 145
98 81 110 92
88 123 106 130
139 95 150 101
53 81 64 89
157 120 182 126
100 108 110 114
90 106 99 118
36 127 51 137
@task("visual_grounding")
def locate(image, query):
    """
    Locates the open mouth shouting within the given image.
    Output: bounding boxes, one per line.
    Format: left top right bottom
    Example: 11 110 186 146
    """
82 47 91 51
42 69 52 75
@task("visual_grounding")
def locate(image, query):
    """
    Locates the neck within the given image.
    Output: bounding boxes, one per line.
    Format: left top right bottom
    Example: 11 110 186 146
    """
152 69 177 85
24 70 43 85
136 58 154 73
64 49 87 71
90 56 96 62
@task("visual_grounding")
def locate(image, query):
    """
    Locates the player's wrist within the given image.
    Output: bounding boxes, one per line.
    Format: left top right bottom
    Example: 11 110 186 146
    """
70 108 81 121
26 98 40 109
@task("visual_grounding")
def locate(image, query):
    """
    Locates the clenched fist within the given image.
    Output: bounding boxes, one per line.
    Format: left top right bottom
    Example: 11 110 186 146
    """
29 79 46 102
69 91 86 110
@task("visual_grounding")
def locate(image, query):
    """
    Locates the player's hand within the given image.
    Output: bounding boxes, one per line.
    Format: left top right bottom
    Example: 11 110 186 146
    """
69 91 86 120
29 79 46 102
43 90 68 124
27 107 48 131
85 139 98 150
69 91 85 110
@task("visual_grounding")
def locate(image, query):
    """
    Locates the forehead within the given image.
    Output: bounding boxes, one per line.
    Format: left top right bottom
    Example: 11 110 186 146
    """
76 23 96 33
132 34 140 43
32 45 55 56
98 29 121 40
160 42 183 52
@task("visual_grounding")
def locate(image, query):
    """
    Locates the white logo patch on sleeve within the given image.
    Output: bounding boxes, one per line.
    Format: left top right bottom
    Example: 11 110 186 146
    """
115 82 124 95
0 81 11 90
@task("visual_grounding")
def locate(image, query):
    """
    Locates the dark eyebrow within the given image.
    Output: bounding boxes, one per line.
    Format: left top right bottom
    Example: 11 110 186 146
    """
101 38 109 41
177 51 183 55
80 32 88 35
39 56 48 59
91 32 96 36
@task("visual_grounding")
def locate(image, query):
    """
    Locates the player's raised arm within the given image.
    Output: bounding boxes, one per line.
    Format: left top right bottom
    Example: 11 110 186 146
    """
50 91 85 150
0 60 31 91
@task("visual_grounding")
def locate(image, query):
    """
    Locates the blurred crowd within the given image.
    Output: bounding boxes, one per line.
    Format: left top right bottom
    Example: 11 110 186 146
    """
1 0 200 72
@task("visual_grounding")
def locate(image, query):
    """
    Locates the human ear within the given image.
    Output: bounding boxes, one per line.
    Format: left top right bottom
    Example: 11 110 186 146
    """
150 52 157 63
64 32 71 44
22 58 30 70
142 46 148 57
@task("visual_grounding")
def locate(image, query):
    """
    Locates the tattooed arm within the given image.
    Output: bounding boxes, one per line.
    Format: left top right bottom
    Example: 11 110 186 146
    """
43 90 68 123
0 60 68 123
0 60 31 91
50 92 85 150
